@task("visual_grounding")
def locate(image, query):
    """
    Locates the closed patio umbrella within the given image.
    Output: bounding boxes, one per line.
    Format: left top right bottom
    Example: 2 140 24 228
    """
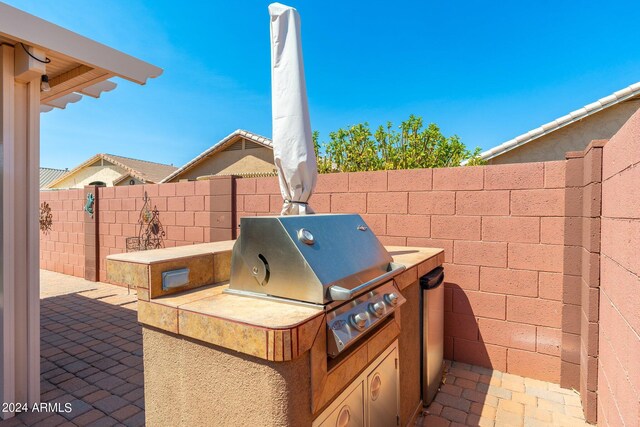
269 2 317 215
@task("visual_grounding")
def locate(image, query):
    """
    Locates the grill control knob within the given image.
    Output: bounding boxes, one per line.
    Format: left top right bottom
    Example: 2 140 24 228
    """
350 312 367 331
369 302 385 317
384 293 399 306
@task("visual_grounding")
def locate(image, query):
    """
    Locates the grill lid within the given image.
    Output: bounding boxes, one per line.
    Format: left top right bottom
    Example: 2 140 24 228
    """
228 214 400 304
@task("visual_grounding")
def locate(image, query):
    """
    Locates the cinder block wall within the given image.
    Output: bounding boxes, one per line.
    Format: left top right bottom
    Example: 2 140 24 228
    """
36 113 640 424
39 189 85 277
561 140 606 424
39 177 234 282
598 109 640 426
95 177 233 281
42 144 640 426
235 162 569 383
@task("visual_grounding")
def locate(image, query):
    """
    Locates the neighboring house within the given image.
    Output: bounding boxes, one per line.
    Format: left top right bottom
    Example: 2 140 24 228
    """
479 82 640 164
40 167 68 189
162 129 276 183
47 153 178 189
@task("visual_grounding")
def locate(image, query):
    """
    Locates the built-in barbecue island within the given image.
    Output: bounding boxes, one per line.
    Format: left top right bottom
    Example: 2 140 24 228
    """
107 215 444 427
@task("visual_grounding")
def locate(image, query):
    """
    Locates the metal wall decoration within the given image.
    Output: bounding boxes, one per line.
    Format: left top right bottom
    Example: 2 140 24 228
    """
39 201 53 234
84 193 95 218
126 191 166 252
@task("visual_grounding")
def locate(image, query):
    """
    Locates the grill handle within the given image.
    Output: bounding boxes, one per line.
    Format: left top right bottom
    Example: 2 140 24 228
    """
328 263 406 301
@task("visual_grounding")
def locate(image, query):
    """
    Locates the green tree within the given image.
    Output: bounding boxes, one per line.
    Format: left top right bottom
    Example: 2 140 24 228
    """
314 115 484 173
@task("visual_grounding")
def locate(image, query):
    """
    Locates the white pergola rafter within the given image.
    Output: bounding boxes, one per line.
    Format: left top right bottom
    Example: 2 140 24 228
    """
0 3 161 85
79 80 117 98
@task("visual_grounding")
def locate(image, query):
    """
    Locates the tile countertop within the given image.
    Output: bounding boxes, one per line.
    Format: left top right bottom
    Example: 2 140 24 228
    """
108 240 236 265
118 242 444 362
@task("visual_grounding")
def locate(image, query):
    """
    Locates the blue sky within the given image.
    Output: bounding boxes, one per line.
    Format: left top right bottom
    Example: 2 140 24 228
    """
7 0 640 169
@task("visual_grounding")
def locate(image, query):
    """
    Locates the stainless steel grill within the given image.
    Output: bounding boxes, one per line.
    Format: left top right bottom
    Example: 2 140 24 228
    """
227 214 407 357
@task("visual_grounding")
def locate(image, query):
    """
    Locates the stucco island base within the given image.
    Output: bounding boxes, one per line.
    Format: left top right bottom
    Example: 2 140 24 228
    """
143 326 313 427
121 245 445 426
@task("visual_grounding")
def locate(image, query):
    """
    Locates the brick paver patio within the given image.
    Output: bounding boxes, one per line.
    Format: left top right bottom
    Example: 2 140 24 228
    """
416 360 591 427
1 271 141 427
1 271 592 426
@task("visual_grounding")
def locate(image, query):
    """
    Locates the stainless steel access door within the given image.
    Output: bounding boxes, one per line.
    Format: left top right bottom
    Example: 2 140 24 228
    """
315 381 364 427
367 346 399 427
422 267 445 405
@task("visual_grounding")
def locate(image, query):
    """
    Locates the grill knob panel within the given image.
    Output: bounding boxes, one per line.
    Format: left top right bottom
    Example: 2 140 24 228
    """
350 312 367 331
369 301 385 317
384 293 399 306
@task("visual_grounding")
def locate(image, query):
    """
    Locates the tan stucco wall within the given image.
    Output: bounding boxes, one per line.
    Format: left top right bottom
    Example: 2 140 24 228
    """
488 99 640 164
51 164 126 189
171 147 275 181
143 326 313 427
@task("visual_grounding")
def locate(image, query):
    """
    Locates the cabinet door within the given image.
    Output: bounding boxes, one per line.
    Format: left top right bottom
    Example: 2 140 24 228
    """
367 348 399 427
316 381 365 427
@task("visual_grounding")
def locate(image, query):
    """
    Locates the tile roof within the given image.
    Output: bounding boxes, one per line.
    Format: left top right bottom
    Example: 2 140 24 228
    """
476 81 640 162
161 129 273 183
104 154 178 184
40 167 68 189
45 153 178 188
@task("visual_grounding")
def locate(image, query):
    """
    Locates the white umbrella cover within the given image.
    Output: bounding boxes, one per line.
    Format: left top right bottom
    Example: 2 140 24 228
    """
269 2 318 215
